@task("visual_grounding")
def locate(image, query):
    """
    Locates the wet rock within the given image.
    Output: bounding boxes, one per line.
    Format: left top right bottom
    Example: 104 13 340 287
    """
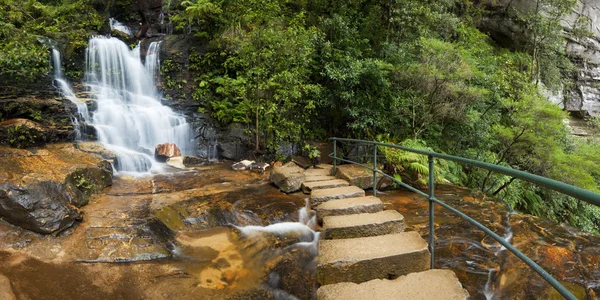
0 143 113 233
250 162 270 173
64 163 113 207
269 248 318 300
74 141 116 160
133 0 163 38
286 155 312 169
0 274 16 300
270 162 305 193
183 156 206 167
232 160 255 171
0 181 81 234
218 123 251 160
0 97 75 147
0 119 70 148
154 143 181 162
151 183 304 232
166 156 186 169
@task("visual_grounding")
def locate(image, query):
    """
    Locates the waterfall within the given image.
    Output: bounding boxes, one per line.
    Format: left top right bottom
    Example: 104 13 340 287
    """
82 36 193 173
109 18 132 36
51 49 90 141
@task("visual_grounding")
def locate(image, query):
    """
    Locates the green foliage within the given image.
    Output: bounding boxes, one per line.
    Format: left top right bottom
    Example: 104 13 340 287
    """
174 0 600 232
73 173 94 193
303 143 320 161
0 0 104 83
190 9 321 152
377 136 448 186
7 125 37 148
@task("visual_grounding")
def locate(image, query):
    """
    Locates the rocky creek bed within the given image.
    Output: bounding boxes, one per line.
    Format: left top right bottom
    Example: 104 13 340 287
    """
2 145 600 299
379 186 600 300
0 150 318 299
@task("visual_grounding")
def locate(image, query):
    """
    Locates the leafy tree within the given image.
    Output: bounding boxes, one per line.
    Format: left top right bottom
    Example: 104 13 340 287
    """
0 0 104 83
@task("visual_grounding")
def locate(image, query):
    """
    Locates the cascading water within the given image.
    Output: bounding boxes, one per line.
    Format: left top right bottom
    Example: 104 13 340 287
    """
236 199 319 299
51 49 90 140
109 18 132 36
81 36 193 173
483 210 515 300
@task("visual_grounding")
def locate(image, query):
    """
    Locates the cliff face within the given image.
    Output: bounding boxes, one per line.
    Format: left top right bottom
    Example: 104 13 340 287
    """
564 0 600 116
479 0 600 116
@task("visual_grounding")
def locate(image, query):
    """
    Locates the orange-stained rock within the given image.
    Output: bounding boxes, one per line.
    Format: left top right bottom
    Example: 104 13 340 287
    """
154 143 181 162
0 143 113 234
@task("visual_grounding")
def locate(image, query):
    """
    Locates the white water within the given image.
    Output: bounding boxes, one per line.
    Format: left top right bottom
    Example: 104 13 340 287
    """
78 36 193 173
237 199 319 300
483 211 515 300
51 49 90 140
109 18 132 36
238 199 318 238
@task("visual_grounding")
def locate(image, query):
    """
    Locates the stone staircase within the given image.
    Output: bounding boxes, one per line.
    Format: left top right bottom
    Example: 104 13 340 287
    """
305 164 469 300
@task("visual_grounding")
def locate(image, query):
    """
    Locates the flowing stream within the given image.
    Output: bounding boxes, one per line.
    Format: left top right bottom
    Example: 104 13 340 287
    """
380 186 600 299
53 36 194 174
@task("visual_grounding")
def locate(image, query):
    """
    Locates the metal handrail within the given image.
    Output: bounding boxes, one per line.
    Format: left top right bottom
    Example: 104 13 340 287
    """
329 137 596 300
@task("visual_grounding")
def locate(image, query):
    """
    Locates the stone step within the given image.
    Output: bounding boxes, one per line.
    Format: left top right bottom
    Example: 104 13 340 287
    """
317 269 469 300
305 168 332 176
310 186 365 206
322 210 404 239
317 232 430 285
315 164 334 174
302 179 350 194
305 175 336 182
316 196 384 223
335 164 383 189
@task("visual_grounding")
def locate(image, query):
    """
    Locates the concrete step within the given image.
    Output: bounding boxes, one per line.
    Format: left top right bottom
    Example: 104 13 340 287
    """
318 232 430 285
317 269 469 300
302 179 350 194
305 175 336 183
310 186 365 206
335 164 383 189
322 210 404 239
316 196 384 223
305 168 332 176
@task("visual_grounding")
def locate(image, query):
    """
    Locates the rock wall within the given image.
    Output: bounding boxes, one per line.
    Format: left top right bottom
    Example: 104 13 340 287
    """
133 0 163 38
479 0 600 116
564 0 600 116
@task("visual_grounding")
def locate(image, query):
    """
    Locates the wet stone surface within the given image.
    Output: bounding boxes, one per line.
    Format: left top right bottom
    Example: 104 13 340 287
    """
0 161 319 299
379 186 600 300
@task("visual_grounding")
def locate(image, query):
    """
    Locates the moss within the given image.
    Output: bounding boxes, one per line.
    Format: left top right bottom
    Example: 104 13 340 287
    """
154 205 189 232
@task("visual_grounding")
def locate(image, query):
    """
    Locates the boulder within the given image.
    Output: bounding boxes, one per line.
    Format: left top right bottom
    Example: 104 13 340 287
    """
166 157 186 169
64 163 113 207
154 143 181 162
250 162 270 173
287 155 312 169
270 162 305 193
183 156 206 167
0 144 113 233
0 181 81 234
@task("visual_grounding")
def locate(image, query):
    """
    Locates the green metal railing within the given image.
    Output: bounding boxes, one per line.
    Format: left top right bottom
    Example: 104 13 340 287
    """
331 137 600 300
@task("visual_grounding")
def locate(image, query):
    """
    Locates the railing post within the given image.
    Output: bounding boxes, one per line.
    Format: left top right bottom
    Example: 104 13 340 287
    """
373 145 377 197
428 155 435 269
333 139 337 175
